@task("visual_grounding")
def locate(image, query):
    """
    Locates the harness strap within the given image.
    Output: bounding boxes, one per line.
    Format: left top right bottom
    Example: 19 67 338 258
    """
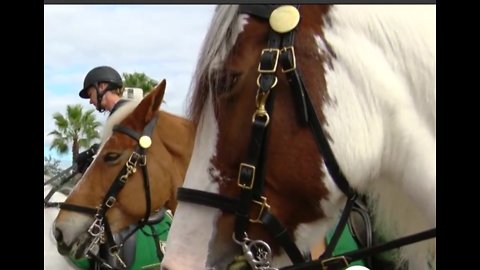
232 6 308 264
113 125 142 141
320 196 356 259
140 164 152 223
235 119 269 240
97 165 131 217
303 81 356 199
178 187 237 211
348 197 373 267
56 202 97 214
44 172 78 205
260 212 308 264
279 28 309 124
44 164 77 186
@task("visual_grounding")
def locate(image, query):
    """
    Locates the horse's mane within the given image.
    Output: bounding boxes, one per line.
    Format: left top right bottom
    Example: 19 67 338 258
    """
324 5 436 132
187 5 244 124
100 99 141 144
321 6 436 266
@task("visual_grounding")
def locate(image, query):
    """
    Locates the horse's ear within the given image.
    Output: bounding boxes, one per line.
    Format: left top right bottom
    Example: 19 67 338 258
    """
133 79 167 124
144 79 167 123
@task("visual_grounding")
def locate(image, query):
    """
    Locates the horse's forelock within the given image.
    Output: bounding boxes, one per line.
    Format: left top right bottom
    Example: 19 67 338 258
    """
187 5 244 124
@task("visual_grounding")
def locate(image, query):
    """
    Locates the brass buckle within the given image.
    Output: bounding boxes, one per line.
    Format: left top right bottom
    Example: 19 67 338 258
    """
281 46 297 73
249 196 270 223
257 48 280 73
127 152 141 167
320 256 349 270
237 163 256 190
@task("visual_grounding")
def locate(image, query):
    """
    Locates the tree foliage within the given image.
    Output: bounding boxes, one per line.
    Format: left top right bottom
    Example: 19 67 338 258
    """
44 155 63 177
123 72 158 96
48 104 101 165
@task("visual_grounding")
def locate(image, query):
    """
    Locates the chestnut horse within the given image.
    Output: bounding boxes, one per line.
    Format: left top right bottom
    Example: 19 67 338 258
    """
53 80 195 262
162 5 435 270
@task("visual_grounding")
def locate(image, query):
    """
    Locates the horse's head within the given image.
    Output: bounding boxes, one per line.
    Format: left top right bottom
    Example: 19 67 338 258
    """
53 80 195 259
163 5 436 270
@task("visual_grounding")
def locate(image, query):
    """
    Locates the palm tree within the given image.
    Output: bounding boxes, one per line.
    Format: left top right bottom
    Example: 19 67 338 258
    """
123 72 158 96
48 104 101 165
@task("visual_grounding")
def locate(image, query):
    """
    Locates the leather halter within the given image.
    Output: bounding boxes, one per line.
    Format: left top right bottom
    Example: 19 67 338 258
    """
46 114 159 270
177 5 436 270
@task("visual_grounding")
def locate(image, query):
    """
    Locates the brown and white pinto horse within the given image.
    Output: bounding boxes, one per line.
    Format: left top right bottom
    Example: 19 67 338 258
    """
53 80 195 260
162 5 435 270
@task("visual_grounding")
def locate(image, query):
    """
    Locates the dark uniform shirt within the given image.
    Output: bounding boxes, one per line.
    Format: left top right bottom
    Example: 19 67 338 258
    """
109 99 130 117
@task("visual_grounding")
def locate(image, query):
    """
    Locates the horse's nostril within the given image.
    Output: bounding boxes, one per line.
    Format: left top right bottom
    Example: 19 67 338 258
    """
53 227 63 243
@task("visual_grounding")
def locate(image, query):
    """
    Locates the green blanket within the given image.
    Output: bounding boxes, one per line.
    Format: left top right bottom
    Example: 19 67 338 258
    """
326 223 366 268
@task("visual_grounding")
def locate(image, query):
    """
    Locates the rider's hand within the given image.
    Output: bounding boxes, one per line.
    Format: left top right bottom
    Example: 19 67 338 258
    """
76 143 100 173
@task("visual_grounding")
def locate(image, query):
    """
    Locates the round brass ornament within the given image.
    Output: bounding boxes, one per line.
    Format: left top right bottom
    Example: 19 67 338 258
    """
139 136 152 149
269 5 300 34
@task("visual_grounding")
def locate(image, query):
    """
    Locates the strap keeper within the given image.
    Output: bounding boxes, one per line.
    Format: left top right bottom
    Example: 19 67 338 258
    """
281 46 297 72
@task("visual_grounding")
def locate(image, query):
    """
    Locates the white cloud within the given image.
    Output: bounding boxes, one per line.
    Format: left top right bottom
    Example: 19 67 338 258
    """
44 5 215 166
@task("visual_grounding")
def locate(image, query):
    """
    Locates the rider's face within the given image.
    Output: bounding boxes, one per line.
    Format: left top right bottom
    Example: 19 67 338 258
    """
87 87 98 107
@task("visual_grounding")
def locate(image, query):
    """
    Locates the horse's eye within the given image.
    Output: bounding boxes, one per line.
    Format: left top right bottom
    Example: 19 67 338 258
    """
103 152 121 162
227 71 241 90
214 71 242 96
230 72 240 87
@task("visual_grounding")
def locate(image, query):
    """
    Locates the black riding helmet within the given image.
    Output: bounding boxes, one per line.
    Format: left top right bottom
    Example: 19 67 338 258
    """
79 66 123 112
78 66 123 99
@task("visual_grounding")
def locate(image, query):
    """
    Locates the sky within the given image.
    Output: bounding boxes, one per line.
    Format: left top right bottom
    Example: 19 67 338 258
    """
44 5 216 168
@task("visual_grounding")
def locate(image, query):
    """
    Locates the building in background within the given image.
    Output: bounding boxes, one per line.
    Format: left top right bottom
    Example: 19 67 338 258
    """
123 87 144 100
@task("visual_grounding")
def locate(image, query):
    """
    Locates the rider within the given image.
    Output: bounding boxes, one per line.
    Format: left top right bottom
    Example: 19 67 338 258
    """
71 66 172 270
75 65 128 174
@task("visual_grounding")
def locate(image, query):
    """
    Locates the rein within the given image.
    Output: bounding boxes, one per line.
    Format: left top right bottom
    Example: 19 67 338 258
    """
45 113 161 270
177 4 436 270
44 163 81 206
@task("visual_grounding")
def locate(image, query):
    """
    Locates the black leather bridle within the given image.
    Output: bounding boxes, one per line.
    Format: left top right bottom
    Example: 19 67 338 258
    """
45 114 159 270
177 5 436 270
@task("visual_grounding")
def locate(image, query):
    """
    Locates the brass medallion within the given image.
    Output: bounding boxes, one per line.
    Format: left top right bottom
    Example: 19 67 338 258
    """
269 5 300 33
139 135 152 149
